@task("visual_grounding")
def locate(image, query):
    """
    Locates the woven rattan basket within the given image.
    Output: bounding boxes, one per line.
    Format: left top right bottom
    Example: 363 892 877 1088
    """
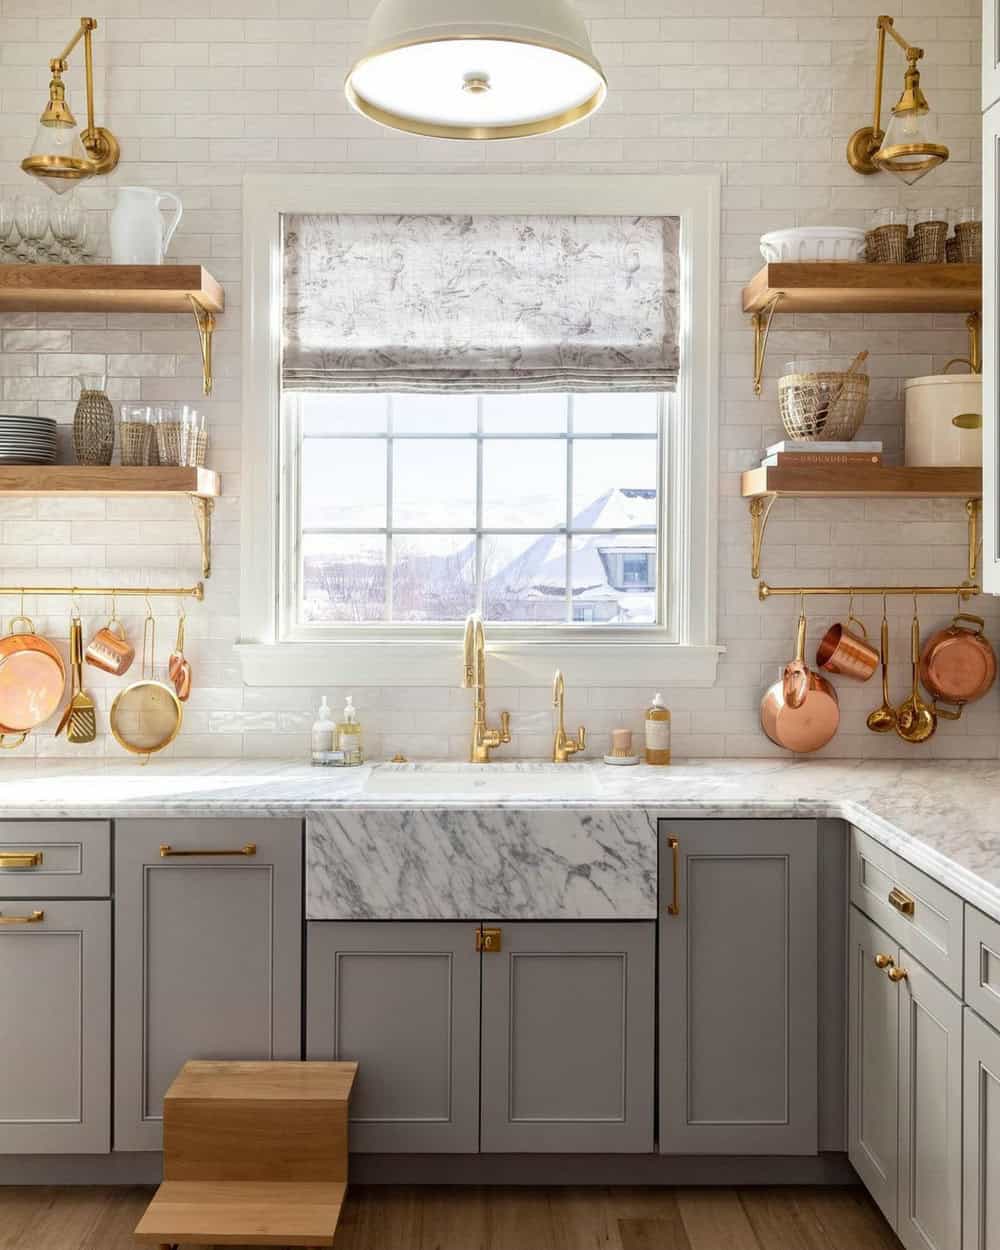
866 224 907 264
956 220 982 263
779 369 870 441
911 220 947 264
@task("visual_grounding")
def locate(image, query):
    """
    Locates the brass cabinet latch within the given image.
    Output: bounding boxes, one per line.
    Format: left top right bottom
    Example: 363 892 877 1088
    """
477 927 502 953
888 886 915 916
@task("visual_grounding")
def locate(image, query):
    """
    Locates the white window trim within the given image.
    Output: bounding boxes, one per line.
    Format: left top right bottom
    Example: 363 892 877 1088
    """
239 173 723 687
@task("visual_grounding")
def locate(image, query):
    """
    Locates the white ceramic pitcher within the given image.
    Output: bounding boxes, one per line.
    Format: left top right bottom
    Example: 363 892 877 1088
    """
109 187 182 265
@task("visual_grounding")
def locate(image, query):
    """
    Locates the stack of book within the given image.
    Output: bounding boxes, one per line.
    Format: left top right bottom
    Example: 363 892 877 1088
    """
758 440 882 469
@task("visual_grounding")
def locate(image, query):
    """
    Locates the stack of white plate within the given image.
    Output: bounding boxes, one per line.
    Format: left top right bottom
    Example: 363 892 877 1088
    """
0 415 57 464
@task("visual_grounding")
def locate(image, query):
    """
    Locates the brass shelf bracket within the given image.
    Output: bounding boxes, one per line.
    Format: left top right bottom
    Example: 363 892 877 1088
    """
758 581 979 600
188 293 215 396
967 497 982 581
190 495 215 579
749 495 778 579
751 292 782 396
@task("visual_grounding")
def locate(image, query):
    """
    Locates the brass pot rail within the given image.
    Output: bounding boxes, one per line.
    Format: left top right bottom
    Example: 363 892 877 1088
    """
0 583 204 601
758 582 979 600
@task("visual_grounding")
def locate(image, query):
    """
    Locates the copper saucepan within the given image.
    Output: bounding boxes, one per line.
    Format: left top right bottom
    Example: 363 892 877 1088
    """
761 613 840 752
0 615 66 748
919 612 997 720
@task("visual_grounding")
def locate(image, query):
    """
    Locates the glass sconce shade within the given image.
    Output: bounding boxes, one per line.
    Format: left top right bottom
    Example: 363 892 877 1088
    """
22 115 93 194
345 0 607 139
874 102 948 185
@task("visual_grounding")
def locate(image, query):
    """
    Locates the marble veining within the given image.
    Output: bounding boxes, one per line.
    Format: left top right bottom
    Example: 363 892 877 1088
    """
0 757 998 924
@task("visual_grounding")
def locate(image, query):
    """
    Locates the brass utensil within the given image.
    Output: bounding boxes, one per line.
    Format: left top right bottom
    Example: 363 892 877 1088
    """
896 605 936 744
866 600 896 734
167 609 191 702
65 614 97 744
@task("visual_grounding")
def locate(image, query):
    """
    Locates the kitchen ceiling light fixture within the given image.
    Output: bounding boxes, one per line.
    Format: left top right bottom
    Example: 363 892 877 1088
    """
21 16 120 194
846 15 948 185
344 0 607 139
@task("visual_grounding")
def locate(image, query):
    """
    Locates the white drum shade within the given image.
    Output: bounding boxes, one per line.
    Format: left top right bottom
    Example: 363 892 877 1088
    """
345 0 607 139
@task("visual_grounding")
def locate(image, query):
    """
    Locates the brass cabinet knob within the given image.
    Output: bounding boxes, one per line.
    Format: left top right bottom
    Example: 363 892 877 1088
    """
888 966 909 982
874 953 894 969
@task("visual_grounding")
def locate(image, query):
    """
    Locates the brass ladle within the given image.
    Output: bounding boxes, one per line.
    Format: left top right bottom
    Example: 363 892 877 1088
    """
896 603 936 744
866 598 896 734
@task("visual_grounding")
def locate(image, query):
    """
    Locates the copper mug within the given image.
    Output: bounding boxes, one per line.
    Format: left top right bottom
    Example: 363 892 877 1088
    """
84 616 135 676
816 614 879 681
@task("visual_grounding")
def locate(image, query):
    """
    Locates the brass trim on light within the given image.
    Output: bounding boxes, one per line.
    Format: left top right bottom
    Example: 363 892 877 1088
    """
21 17 121 185
846 15 948 177
0 851 43 869
345 33 607 140
159 843 257 857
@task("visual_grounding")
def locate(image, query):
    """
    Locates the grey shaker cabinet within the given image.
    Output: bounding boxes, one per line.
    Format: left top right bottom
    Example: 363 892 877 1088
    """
480 921 655 1153
963 1007 1000 1250
114 819 303 1152
849 905 963 1250
0 899 110 1154
658 819 819 1155
306 921 480 1153
848 905 900 1227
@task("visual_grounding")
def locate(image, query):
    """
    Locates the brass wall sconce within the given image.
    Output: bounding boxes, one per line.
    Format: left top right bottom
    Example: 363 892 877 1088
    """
21 16 120 194
846 15 948 185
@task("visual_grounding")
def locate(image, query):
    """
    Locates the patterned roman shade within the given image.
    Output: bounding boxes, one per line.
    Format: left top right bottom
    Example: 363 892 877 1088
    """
281 213 680 393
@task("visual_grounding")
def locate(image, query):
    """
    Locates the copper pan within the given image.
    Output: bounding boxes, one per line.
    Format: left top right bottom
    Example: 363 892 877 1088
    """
0 615 66 747
919 612 997 720
761 613 840 752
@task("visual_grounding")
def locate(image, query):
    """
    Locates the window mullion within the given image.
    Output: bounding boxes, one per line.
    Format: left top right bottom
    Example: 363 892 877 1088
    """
385 395 394 622
565 394 574 624
475 395 484 616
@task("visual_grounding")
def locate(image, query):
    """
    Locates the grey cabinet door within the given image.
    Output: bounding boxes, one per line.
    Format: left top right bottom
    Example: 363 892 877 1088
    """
659 819 818 1154
307 921 480 1153
114 819 302 1152
897 948 963 1250
964 1007 1000 1250
481 921 654 1153
848 906 899 1229
0 899 110 1154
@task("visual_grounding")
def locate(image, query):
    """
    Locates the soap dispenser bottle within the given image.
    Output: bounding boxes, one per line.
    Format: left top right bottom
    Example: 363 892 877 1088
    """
644 692 671 765
338 694 364 766
311 696 336 765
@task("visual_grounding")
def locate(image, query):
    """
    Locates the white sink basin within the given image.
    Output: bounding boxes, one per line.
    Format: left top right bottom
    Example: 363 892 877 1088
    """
363 762 600 798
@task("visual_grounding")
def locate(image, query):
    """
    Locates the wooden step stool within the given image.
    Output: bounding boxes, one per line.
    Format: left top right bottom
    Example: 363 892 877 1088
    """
134 1060 358 1249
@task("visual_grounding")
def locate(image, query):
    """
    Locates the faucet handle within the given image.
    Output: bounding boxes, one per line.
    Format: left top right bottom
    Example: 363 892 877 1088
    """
499 710 511 743
575 725 587 752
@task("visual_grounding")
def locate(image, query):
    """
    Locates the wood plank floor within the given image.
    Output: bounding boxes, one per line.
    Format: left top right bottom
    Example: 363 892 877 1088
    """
0 1185 902 1250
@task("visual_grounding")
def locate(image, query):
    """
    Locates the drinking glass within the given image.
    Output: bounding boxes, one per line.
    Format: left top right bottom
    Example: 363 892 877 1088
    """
13 195 47 263
0 197 18 263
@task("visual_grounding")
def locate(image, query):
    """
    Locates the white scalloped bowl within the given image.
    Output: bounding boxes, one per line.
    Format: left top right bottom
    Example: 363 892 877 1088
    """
760 227 867 263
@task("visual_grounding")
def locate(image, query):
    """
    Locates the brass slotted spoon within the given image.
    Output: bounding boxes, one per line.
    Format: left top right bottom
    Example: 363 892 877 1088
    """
866 597 896 734
896 603 936 744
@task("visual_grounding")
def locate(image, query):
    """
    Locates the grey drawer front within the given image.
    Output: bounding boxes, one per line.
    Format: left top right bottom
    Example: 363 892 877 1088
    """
966 905 1000 1033
849 827 963 994
0 822 109 899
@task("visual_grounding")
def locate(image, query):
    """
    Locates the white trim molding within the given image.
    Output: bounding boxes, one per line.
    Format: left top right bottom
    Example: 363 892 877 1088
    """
240 173 723 687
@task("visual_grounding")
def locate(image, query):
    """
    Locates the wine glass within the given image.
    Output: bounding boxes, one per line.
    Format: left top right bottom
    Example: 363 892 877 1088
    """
0 197 19 263
50 197 83 264
13 195 47 263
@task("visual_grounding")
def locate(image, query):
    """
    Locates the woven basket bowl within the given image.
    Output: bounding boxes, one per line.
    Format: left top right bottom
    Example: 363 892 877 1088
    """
779 370 870 441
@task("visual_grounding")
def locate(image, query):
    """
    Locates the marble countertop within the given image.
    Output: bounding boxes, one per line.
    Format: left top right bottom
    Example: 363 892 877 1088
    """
1 757 998 922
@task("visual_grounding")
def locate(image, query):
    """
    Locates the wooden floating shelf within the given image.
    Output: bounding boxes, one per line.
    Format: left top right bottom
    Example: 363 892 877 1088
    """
0 465 219 498
0 265 224 314
743 263 981 314
742 465 982 499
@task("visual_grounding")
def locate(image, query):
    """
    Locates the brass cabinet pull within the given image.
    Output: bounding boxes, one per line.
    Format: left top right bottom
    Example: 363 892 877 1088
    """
0 910 44 925
159 843 256 858
0 851 43 868
888 966 909 982
667 836 680 916
874 953 895 969
888 886 915 916
477 927 502 953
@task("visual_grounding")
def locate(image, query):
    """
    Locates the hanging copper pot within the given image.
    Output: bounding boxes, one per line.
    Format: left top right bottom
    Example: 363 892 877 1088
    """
919 613 997 719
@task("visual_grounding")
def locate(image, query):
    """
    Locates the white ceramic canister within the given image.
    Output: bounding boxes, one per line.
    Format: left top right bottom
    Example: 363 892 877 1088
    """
904 373 982 467
109 186 183 265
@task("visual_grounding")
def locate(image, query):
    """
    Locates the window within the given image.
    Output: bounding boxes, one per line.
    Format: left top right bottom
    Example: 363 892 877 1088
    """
290 390 664 629
241 174 721 687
